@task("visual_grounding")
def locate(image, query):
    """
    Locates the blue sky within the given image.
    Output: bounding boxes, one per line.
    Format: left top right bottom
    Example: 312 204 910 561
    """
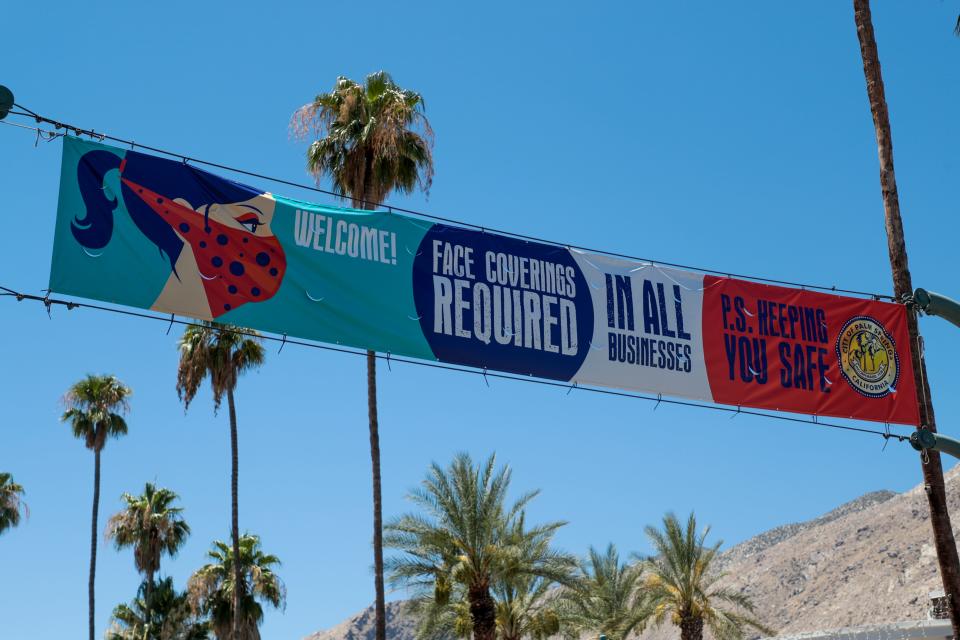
2 2 960 639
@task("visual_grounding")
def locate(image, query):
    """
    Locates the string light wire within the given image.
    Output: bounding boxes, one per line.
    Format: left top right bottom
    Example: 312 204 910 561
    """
2 105 897 301
0 284 911 445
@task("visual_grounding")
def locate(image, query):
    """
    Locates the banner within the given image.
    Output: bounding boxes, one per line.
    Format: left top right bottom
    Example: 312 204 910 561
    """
49 137 920 425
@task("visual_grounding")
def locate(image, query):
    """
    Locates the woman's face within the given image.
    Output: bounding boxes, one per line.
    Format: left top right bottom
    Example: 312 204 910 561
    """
176 193 278 239
122 178 288 317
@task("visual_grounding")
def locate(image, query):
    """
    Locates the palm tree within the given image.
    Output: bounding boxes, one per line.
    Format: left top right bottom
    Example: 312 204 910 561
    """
62 374 132 640
107 576 209 640
291 71 434 640
557 544 647 640
853 2 960 635
188 535 285 640
494 577 561 640
176 322 264 640
415 574 562 640
495 514 575 640
642 513 772 640
106 483 191 632
386 453 569 640
0 472 28 535
412 512 574 640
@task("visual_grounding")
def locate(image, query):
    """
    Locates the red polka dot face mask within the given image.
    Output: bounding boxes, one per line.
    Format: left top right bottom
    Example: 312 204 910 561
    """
123 179 287 318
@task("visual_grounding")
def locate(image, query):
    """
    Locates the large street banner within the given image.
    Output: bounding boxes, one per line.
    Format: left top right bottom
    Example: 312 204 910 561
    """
49 137 920 425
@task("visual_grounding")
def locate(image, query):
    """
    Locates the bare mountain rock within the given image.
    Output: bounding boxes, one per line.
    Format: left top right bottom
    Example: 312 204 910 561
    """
304 466 960 640
303 601 417 640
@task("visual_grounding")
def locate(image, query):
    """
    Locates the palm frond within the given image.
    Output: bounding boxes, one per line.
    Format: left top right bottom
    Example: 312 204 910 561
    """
176 323 264 414
0 472 28 535
643 512 772 640
188 534 284 638
290 71 434 207
61 374 131 452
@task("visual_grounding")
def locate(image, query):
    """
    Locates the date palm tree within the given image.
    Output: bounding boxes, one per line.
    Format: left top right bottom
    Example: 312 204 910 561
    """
107 483 191 633
291 70 434 640
188 535 285 640
411 512 574 640
386 453 569 640
0 472 28 535
176 322 264 640
107 576 209 640
414 574 562 640
62 374 132 640
557 544 647 640
642 512 772 640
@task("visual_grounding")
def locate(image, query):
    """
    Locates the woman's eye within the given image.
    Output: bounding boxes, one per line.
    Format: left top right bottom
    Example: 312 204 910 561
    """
238 219 260 233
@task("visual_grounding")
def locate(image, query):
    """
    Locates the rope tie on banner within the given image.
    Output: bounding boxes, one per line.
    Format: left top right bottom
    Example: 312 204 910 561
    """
730 405 741 419
278 333 288 354
0 104 902 302
482 367 490 387
386 352 392 372
165 314 175 335
882 423 891 452
566 381 577 396
654 393 662 411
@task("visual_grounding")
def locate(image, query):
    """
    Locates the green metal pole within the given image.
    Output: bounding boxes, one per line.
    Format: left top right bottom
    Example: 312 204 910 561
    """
0 85 13 120
911 430 960 461
915 288 960 330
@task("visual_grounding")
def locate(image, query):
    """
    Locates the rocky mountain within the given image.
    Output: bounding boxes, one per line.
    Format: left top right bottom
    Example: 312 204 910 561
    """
304 466 960 640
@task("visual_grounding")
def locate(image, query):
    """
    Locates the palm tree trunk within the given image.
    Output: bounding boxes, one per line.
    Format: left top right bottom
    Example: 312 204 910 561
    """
853 3 960 637
367 349 386 640
145 568 154 640
89 449 101 640
353 183 387 640
228 387 242 640
468 584 497 640
679 614 703 640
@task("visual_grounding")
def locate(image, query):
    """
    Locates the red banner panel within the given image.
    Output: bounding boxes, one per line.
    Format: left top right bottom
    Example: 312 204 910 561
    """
702 276 919 425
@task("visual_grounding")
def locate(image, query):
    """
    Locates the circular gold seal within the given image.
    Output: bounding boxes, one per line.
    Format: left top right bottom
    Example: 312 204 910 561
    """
835 315 899 398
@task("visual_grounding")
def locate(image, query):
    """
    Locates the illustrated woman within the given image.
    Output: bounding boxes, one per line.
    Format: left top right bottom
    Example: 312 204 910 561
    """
71 148 286 320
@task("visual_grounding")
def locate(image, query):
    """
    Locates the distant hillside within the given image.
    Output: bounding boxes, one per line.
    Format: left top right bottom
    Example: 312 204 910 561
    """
304 467 960 640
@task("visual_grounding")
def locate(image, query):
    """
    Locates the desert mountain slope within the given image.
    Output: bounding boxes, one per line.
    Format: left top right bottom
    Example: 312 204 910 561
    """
305 466 960 640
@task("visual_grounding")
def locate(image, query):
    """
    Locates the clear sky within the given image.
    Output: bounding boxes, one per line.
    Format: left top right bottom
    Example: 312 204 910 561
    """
2 2 959 639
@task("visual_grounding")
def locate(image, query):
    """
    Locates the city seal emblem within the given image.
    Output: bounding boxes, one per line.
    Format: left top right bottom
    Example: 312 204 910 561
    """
835 315 899 398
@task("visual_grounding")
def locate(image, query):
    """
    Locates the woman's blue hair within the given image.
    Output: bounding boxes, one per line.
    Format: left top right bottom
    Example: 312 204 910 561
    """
72 148 263 271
